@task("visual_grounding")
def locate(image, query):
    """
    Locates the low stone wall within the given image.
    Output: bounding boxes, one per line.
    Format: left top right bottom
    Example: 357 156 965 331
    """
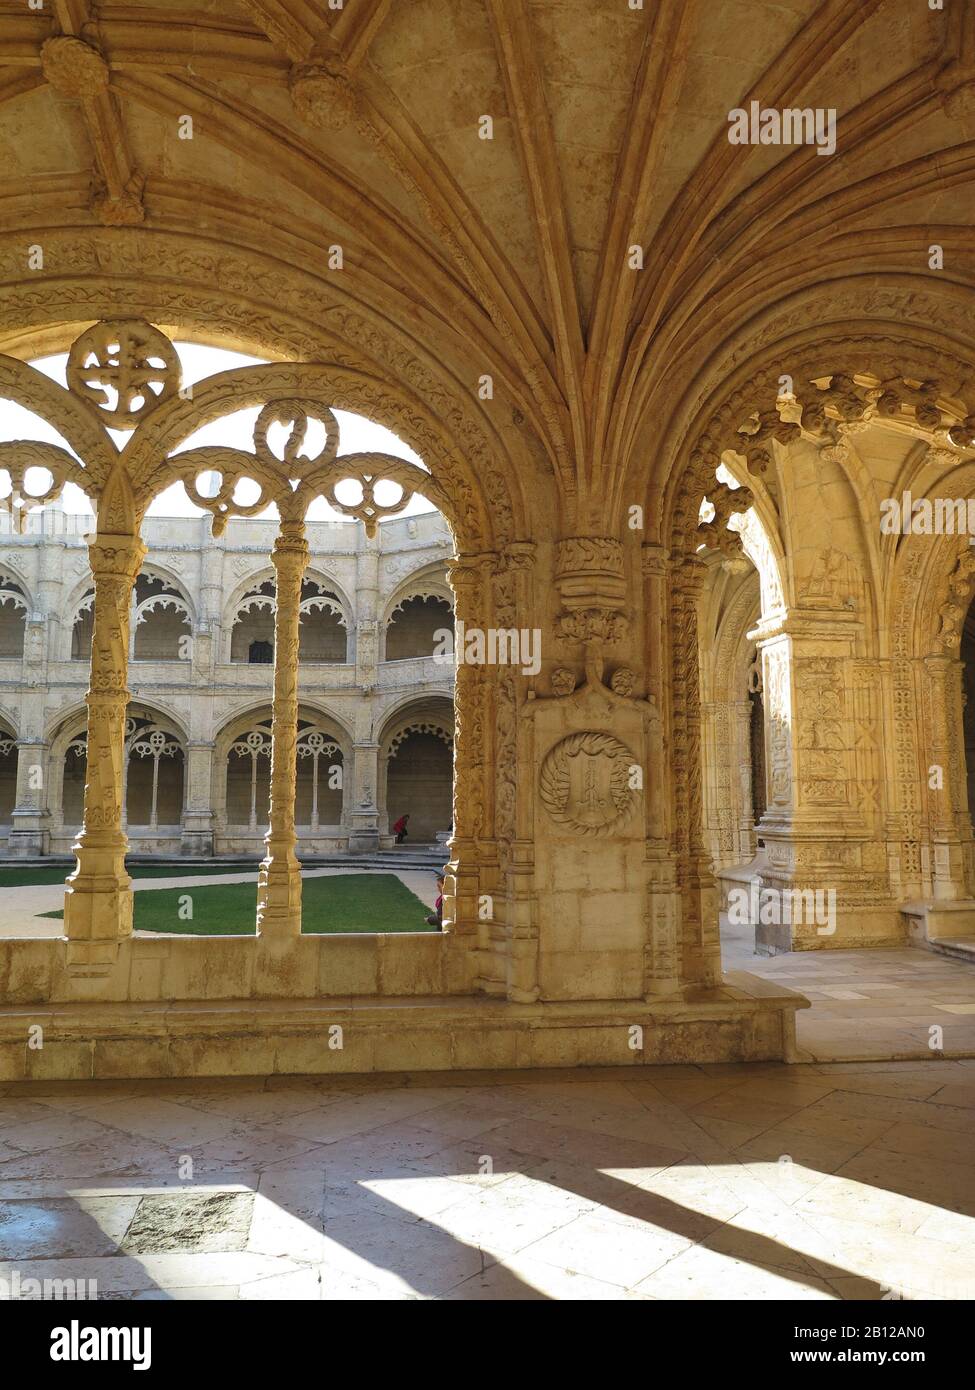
0 970 806 1080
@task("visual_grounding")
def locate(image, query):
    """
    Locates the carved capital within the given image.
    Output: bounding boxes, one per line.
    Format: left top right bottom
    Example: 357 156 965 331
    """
555 536 628 642
88 534 147 582
641 543 669 579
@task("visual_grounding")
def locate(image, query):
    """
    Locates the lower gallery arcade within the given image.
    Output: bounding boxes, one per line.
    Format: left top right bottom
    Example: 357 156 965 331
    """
0 321 972 1082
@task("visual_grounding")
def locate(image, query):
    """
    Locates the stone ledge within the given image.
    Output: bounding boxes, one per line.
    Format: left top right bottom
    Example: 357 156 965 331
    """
0 973 807 1080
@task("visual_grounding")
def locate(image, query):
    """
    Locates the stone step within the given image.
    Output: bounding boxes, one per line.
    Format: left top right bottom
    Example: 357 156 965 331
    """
927 935 975 965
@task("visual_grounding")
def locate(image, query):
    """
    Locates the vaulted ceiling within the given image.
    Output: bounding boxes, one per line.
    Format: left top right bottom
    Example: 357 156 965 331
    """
0 0 972 532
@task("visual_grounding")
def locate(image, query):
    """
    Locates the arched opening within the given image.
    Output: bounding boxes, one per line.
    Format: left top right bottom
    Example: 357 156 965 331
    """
124 713 185 831
384 594 453 661
70 595 94 661
0 725 17 840
132 573 192 661
381 702 455 846
221 709 346 851
0 574 28 658
56 709 186 854
230 580 275 663
0 328 492 939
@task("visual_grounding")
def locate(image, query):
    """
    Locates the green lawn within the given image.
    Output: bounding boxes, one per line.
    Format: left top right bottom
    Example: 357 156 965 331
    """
40 872 437 936
0 863 259 888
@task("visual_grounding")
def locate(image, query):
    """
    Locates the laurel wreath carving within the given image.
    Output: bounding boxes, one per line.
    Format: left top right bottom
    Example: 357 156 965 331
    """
539 731 637 836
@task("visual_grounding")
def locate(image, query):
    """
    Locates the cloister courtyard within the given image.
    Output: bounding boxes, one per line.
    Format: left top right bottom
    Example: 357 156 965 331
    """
0 0 974 1329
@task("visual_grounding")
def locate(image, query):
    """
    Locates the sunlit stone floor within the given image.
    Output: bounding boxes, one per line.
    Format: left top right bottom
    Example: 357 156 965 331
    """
1 1060 973 1300
722 922 975 1061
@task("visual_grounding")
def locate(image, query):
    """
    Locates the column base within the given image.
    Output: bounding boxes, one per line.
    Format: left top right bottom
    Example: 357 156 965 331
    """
348 825 380 854
256 851 302 938
180 829 215 857
5 829 49 858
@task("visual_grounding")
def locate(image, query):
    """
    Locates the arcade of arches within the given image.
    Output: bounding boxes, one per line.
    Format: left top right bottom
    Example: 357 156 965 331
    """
0 508 456 858
0 0 973 1087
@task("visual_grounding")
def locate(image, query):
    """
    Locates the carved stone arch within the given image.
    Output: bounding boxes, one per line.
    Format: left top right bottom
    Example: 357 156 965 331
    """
49 698 189 839
302 566 354 629
137 562 198 622
0 296 523 554
0 225 535 541
646 328 974 968
0 701 21 741
623 279 975 521
130 572 194 661
713 460 788 620
385 720 454 762
0 559 34 611
890 462 975 661
654 330 975 564
63 580 97 662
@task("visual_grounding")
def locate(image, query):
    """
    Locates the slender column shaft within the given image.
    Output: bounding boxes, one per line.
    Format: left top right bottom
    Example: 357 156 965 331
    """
256 520 309 938
63 532 146 971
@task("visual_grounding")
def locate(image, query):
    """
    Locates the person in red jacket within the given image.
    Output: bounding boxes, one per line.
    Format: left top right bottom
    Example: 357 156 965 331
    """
392 813 410 844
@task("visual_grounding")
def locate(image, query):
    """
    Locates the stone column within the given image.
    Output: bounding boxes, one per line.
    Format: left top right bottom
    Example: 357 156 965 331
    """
754 608 893 947
348 740 380 853
923 653 969 900
670 554 721 986
181 740 215 856
642 543 681 996
494 542 537 1003
256 520 308 939
733 698 756 859
8 739 51 857
63 532 146 973
443 554 492 951
354 532 380 679
194 518 224 674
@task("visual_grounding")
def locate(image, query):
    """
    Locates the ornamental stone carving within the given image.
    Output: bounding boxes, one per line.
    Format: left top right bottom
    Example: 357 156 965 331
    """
40 37 110 99
539 732 638 836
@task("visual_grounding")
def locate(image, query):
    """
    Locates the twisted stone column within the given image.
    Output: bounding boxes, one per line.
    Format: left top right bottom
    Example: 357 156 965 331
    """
256 520 309 938
64 532 146 972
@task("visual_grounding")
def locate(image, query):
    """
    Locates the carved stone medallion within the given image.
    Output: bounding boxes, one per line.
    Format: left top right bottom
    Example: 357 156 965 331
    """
539 731 638 835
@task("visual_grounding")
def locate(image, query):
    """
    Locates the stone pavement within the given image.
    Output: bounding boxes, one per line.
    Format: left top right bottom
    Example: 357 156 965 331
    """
722 922 975 1062
0 1060 973 1300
